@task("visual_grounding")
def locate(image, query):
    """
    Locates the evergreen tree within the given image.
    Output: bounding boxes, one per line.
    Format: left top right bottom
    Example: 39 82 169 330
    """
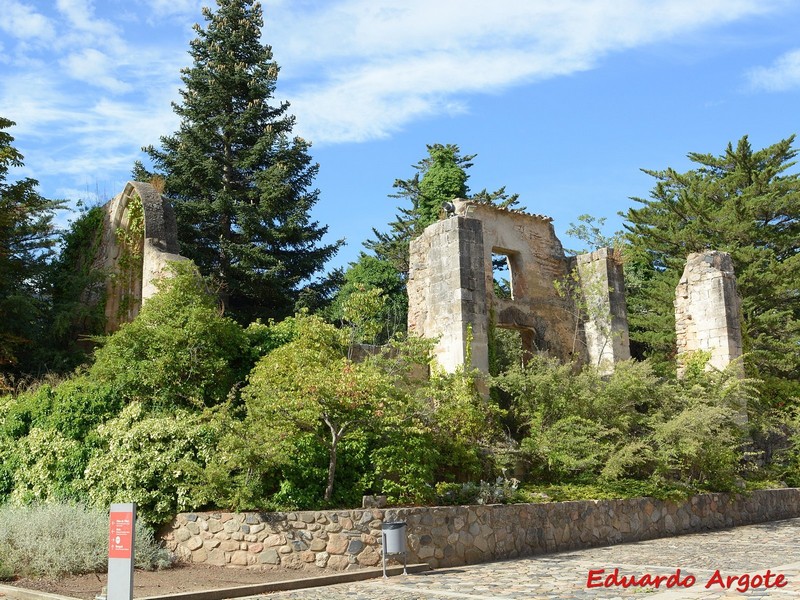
0 117 63 377
365 143 520 274
624 135 800 400
346 144 520 338
140 0 341 322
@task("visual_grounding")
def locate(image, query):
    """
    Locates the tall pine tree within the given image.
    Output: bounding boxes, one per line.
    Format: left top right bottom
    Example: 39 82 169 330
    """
366 143 520 275
0 117 63 376
624 135 800 401
139 0 341 321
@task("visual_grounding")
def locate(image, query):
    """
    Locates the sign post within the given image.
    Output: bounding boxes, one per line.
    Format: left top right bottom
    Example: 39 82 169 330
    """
107 503 135 600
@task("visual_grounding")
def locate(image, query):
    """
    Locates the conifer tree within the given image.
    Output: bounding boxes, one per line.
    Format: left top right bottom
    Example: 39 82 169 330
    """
0 117 62 374
624 136 800 400
365 143 519 274
140 0 341 321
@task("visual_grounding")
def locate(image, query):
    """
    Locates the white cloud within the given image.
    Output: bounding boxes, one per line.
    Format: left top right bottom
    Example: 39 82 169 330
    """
263 0 781 143
747 49 800 92
0 0 792 203
142 0 205 19
0 1 55 40
60 48 133 93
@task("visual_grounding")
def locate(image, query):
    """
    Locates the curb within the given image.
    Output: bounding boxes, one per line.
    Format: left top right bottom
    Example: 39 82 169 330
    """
0 585 81 600
0 564 430 600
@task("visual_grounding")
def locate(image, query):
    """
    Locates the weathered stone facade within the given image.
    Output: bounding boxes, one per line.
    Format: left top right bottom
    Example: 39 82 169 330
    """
407 200 630 374
95 181 188 331
574 247 631 371
166 488 800 570
675 251 743 376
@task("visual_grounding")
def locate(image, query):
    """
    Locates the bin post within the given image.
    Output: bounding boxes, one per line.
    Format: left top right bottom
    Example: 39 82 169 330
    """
381 521 408 578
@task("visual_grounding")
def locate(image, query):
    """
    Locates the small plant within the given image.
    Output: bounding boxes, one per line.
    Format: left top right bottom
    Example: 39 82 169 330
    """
475 475 520 504
0 502 173 578
435 475 519 506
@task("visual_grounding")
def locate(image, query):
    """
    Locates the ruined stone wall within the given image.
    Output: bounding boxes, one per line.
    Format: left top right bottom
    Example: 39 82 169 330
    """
408 200 631 373
575 247 631 373
407 216 489 372
96 181 188 331
455 201 579 363
166 488 800 570
675 251 743 376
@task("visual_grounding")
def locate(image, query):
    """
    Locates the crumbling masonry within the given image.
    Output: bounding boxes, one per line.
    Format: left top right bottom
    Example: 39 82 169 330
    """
675 251 744 376
95 181 189 332
407 201 744 378
407 200 631 374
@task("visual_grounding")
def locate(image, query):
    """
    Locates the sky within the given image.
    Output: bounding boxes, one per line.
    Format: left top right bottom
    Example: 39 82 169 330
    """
1 0 800 272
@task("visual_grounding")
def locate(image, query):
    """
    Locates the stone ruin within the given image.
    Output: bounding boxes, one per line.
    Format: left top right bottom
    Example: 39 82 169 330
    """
89 186 744 379
407 200 631 375
675 251 743 376
408 200 744 378
94 181 188 332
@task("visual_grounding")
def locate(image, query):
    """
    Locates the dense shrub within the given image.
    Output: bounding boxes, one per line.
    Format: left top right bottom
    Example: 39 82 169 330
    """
89 262 250 410
83 403 222 526
493 356 754 492
0 502 172 578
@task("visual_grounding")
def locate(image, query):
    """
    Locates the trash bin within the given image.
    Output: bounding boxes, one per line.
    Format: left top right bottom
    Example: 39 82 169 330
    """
381 521 408 578
382 522 407 553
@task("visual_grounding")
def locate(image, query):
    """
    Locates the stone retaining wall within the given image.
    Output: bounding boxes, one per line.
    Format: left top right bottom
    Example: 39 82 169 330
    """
164 488 800 570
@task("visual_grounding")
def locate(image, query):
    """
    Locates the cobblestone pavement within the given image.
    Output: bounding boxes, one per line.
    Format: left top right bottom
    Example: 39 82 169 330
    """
253 518 800 599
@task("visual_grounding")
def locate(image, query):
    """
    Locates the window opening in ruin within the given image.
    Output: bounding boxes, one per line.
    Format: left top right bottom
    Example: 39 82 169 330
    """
492 251 516 299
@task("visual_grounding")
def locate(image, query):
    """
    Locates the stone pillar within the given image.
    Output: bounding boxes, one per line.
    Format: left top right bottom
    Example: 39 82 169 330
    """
407 216 488 373
575 247 631 374
675 251 743 376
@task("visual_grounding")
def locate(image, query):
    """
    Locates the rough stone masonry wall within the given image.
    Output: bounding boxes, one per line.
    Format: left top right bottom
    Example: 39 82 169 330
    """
97 181 189 332
165 489 800 570
675 251 743 376
574 247 631 374
407 215 489 372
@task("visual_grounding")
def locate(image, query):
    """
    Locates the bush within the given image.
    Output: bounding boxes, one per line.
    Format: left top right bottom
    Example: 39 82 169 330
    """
0 502 172 578
83 403 222 526
5 428 86 504
89 262 249 410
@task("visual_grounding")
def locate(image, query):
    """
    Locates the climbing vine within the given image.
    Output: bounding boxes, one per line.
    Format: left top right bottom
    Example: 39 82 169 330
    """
113 193 145 319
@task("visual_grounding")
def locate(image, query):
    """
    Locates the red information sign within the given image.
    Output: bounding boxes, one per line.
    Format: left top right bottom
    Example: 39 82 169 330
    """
109 511 133 559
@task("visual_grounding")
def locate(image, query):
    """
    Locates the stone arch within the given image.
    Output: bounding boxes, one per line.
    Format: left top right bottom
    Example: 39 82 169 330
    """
98 181 189 331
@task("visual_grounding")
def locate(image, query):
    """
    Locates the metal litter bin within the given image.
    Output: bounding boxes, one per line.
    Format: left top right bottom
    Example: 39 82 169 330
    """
381 521 408 578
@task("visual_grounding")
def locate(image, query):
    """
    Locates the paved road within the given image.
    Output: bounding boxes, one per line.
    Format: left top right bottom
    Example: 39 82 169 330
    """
255 518 800 599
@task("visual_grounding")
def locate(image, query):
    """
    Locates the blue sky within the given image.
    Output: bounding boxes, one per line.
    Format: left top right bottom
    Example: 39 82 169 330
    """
1 0 800 272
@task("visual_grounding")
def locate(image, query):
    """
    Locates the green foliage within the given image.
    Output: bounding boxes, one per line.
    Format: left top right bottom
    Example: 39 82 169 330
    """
565 214 623 255
327 253 407 343
49 205 107 370
0 117 64 378
523 415 618 480
516 479 689 503
417 144 469 227
494 356 752 492
435 476 520 506
366 143 520 275
141 0 341 322
422 364 503 483
0 376 122 442
623 135 800 400
83 402 222 526
242 313 392 501
0 502 173 578
4 428 86 504
89 262 250 409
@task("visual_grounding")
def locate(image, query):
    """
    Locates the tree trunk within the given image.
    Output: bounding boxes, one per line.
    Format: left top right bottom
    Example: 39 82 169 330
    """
324 418 347 502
